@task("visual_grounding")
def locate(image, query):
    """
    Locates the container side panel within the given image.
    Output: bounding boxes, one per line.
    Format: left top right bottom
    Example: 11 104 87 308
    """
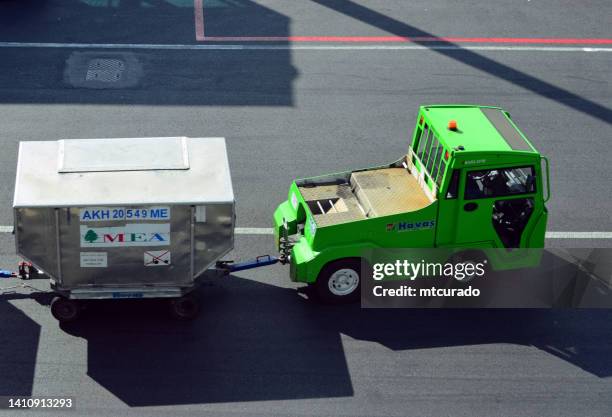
56 205 192 289
15 208 59 279
194 203 234 276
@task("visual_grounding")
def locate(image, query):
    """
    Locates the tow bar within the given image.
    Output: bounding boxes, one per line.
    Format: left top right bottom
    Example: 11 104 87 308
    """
0 262 47 295
216 255 280 275
1 262 36 279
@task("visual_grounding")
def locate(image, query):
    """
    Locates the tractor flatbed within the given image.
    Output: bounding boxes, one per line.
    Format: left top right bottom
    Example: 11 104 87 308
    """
350 168 431 217
298 183 366 227
298 166 432 227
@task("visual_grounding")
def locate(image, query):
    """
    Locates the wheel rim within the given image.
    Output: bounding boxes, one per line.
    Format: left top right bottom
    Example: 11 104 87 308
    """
328 268 360 296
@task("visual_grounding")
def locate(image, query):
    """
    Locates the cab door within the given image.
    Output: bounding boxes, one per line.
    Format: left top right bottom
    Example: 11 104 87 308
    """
453 165 540 248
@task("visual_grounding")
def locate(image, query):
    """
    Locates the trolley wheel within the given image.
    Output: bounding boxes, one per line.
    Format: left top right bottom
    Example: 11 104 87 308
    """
50 296 80 323
169 294 200 321
315 258 362 304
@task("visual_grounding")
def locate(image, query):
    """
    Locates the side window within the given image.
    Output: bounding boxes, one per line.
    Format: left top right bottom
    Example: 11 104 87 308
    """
446 170 459 199
464 166 536 200
416 124 430 159
421 130 433 163
431 145 445 185
425 136 439 173
436 160 446 187
412 127 422 152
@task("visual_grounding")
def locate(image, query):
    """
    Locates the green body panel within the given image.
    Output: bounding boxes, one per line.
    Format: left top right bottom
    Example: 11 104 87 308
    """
422 105 537 153
273 104 550 283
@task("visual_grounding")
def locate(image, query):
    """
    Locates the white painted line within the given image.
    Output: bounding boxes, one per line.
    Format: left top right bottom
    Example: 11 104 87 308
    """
235 227 274 235
233 228 611 239
0 42 610 52
545 232 612 239
0 225 609 239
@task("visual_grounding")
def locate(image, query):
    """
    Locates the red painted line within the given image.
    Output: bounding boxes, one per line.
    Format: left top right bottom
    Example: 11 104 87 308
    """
200 36 612 45
194 0 205 41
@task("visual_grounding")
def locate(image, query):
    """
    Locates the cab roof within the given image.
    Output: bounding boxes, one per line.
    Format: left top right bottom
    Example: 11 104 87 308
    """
421 105 538 154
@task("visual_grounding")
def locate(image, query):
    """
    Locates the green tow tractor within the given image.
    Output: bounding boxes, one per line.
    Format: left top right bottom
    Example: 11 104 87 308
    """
273 105 550 303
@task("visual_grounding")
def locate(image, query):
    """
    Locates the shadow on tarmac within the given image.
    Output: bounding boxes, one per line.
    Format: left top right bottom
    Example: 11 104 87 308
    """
51 270 612 407
0 297 41 397
61 277 354 406
0 0 297 106
1 251 611 406
0 0 205 44
1 0 610 120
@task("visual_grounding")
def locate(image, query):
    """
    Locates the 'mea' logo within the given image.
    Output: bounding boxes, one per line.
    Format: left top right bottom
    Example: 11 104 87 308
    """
386 219 435 232
84 231 166 244
80 224 170 247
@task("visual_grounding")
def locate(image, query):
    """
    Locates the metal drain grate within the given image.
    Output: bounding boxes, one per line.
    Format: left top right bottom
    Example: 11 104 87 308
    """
85 58 125 82
66 52 142 89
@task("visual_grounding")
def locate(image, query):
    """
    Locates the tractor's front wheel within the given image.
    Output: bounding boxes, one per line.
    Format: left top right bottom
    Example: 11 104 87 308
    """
315 258 362 304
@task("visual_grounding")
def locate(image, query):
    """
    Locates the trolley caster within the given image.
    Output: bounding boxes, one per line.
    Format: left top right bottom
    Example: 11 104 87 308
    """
50 296 81 323
169 294 200 321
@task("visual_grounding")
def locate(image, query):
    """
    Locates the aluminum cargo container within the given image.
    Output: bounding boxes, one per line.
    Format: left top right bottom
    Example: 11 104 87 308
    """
13 137 234 320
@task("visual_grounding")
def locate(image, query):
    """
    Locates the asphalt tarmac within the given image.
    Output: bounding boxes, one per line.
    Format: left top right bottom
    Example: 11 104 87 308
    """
0 1 611 416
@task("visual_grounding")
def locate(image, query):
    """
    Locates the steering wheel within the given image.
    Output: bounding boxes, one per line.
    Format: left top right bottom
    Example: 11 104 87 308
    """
498 201 527 227
472 171 498 184
470 172 488 181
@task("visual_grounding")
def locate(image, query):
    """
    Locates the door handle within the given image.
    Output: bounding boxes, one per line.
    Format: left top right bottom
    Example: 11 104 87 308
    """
463 202 478 212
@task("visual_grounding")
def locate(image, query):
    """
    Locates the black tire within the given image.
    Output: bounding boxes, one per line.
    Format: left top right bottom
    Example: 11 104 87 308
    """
169 294 200 321
50 296 80 323
315 258 362 304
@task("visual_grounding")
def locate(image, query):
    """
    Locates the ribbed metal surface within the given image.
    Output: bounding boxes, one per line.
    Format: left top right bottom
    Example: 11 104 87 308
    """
298 184 366 227
350 168 431 217
481 108 534 152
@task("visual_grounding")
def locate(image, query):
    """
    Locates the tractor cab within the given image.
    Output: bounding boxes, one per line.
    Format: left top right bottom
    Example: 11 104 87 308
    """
411 105 549 250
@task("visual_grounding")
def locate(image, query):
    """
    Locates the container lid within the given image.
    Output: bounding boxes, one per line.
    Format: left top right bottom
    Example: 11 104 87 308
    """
13 137 234 207
58 137 190 173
